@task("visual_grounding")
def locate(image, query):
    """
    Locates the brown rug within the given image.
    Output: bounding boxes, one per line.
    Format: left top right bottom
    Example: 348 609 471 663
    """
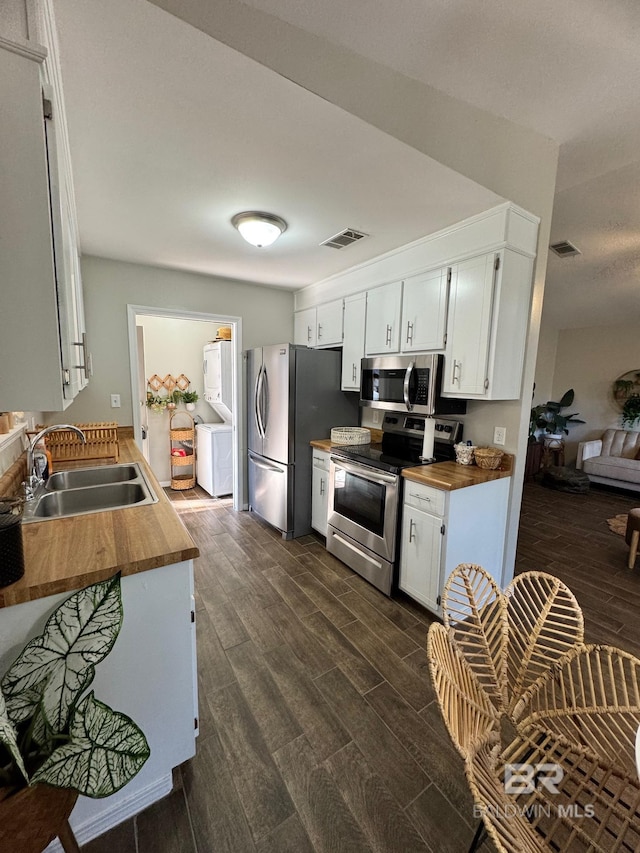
607 514 628 536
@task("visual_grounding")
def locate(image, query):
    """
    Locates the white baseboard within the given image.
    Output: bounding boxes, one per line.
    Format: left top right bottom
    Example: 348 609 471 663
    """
44 773 173 852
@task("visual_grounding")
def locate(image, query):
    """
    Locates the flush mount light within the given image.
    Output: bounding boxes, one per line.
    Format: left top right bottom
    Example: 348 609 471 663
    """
231 211 287 247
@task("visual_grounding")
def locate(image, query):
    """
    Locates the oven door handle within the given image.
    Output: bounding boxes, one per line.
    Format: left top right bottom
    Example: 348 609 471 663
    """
403 360 415 411
330 456 398 485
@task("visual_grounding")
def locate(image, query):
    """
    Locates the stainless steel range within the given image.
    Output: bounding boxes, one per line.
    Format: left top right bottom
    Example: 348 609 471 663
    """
326 413 462 595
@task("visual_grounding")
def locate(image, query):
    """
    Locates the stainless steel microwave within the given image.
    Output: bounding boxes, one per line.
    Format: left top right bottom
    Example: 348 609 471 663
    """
359 354 467 416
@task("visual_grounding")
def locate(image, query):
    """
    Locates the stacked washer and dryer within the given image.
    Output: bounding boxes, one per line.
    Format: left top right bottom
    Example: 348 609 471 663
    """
197 339 233 497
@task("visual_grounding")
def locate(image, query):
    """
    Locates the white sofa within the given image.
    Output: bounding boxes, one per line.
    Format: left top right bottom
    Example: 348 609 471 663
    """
576 429 640 492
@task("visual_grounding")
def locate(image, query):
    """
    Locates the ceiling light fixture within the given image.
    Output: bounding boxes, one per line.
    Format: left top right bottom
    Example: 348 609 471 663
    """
231 211 287 247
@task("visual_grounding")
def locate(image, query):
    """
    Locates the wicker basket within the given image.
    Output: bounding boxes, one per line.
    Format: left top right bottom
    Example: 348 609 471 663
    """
40 422 119 466
330 427 371 445
473 446 504 470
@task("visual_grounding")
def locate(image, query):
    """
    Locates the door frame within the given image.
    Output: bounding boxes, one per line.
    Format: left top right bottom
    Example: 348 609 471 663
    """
126 305 245 511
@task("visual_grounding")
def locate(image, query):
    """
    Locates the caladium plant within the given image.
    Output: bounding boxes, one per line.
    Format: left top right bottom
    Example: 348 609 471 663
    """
0 573 149 797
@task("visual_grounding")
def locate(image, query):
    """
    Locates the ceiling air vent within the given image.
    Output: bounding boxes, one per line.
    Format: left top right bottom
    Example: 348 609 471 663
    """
550 240 581 258
321 228 369 249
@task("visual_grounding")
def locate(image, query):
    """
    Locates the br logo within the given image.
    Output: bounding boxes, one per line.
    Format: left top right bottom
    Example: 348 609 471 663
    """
504 763 563 795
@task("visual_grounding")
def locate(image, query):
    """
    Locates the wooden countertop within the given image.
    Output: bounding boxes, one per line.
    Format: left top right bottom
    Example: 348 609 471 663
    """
310 429 383 454
1 436 199 608
402 456 513 491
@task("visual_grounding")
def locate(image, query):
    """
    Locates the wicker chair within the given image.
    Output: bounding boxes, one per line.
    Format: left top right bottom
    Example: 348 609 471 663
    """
427 564 640 852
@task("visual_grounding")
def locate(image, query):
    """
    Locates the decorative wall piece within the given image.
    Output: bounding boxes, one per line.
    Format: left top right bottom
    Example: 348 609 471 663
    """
146 375 193 413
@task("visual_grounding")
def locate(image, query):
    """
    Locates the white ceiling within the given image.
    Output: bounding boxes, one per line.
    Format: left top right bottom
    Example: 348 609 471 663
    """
54 0 640 327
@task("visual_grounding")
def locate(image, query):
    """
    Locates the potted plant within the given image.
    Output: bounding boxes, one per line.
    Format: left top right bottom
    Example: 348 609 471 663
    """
146 391 167 413
181 390 199 412
622 394 640 428
530 389 585 446
166 389 182 411
0 574 149 852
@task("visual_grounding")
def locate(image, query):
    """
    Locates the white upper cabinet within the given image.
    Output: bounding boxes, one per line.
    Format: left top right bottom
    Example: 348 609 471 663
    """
0 45 87 411
294 307 317 347
341 293 366 391
442 249 534 399
316 299 343 348
400 267 449 353
295 300 343 348
365 281 402 355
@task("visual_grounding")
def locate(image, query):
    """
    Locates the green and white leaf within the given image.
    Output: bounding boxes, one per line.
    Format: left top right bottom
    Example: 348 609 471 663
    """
31 692 150 798
1 574 123 733
0 688 28 783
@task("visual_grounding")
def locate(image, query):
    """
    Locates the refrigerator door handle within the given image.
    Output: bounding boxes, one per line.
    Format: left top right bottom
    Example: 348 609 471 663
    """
261 367 269 435
254 365 265 438
249 455 285 474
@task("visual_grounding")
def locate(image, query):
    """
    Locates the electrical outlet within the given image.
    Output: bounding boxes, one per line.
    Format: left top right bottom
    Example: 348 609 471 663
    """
110 394 121 408
493 426 506 446
372 410 381 425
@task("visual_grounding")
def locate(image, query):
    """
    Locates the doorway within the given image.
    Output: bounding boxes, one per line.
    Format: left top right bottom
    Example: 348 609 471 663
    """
126 305 244 511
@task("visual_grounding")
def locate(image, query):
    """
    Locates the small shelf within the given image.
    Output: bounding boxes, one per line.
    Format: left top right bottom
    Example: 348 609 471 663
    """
169 412 196 490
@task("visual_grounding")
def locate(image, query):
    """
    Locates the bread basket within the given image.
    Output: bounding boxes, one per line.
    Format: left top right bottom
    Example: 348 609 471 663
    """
330 427 371 446
473 447 504 470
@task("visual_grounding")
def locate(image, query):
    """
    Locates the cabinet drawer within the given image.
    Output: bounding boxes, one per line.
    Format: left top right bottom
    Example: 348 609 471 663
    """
312 450 330 471
403 481 445 516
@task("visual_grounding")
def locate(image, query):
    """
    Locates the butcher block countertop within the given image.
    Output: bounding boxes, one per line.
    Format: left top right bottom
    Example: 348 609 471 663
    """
309 437 512 492
2 434 198 608
402 456 513 491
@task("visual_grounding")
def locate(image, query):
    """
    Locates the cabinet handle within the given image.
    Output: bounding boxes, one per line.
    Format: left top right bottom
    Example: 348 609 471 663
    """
385 324 392 346
320 477 325 496
411 492 432 502
406 321 413 344
72 332 90 379
352 363 357 383
451 359 461 385
307 325 312 342
409 518 416 542
317 324 322 339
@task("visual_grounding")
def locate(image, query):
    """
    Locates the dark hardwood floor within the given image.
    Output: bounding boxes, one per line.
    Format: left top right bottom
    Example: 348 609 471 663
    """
81 479 639 853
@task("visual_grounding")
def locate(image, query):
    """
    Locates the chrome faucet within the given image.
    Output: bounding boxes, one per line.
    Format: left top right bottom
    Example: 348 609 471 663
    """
24 425 86 499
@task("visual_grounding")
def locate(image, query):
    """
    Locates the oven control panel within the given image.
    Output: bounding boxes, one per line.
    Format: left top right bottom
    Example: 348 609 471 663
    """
382 413 462 446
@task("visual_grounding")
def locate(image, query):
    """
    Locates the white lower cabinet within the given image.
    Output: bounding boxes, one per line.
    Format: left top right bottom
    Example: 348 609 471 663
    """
399 477 510 615
311 449 330 535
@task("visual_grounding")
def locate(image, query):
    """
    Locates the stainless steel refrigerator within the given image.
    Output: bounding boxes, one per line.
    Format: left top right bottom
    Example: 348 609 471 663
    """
246 343 358 539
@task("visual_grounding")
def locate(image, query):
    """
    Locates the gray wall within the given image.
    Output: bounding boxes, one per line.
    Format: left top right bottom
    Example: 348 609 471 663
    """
53 255 295 426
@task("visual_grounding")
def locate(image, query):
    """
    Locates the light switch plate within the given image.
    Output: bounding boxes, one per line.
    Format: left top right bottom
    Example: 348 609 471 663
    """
493 426 506 445
110 394 121 408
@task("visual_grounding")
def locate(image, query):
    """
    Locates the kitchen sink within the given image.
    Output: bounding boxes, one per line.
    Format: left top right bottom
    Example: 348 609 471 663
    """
45 464 139 491
22 462 158 523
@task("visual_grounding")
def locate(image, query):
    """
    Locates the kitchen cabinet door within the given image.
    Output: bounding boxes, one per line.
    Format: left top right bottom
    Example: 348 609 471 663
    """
399 503 443 613
401 267 449 353
294 308 317 347
365 281 402 355
316 299 343 347
0 46 87 411
442 249 534 399
311 449 330 535
341 293 366 391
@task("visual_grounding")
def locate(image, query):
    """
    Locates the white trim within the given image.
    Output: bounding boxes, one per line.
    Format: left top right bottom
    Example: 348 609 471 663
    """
126 305 245 511
44 773 173 852
0 33 46 62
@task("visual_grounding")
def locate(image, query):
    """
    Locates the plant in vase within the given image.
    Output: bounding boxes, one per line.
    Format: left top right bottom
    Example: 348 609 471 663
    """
146 392 167 413
622 394 640 428
181 390 199 412
530 389 585 445
166 390 182 411
0 574 149 852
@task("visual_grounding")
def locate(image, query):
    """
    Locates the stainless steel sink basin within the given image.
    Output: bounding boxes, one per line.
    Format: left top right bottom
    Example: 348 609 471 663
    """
22 462 158 523
45 464 139 491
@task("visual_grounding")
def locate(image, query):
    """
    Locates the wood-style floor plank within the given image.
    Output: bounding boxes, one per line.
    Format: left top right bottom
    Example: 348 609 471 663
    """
205 682 295 841
136 788 195 853
324 741 432 852
315 666 430 807
225 640 303 753
273 734 372 853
